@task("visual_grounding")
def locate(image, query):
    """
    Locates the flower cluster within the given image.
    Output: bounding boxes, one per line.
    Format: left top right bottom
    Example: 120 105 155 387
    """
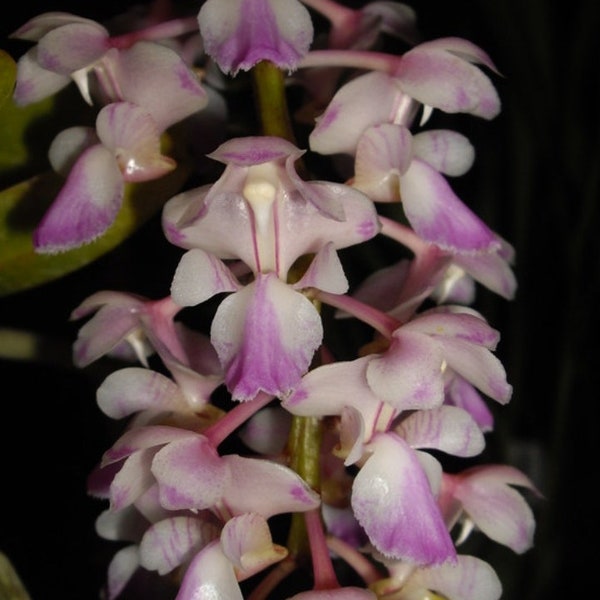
8 0 540 598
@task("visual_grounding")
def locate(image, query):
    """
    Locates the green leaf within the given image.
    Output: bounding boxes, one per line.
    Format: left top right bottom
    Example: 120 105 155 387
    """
0 50 16 109
0 165 189 297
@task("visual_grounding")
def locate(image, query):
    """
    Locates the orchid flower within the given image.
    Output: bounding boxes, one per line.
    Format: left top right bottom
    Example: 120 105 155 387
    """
198 0 314 75
162 135 380 400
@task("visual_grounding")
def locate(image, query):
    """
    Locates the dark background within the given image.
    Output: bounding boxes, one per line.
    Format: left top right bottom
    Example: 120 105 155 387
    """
1 1 597 598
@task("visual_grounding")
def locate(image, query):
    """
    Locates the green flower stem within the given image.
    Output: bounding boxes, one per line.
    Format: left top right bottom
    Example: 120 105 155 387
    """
252 60 297 143
286 415 323 561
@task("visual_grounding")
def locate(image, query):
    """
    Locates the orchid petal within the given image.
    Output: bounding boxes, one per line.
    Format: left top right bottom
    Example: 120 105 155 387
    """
36 22 108 74
352 433 455 563
106 545 140 600
416 37 501 74
176 541 243 600
95 506 148 543
221 513 287 579
396 41 500 119
211 273 323 401
48 126 99 175
309 71 400 155
10 12 100 41
395 405 485 457
13 49 70 105
445 377 494 432
400 158 499 252
222 455 320 517
198 0 313 75
96 368 189 419
435 337 512 404
353 123 413 202
409 555 502 600
151 435 227 510
110 448 156 510
96 102 176 182
171 249 241 307
33 144 123 253
139 516 220 575
117 41 208 130
292 244 348 294
412 129 475 176
238 407 292 455
455 466 539 553
366 331 445 410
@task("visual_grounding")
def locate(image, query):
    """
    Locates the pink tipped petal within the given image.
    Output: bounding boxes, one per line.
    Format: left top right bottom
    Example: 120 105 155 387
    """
106 545 140 600
221 514 287 579
395 406 485 457
151 435 227 510
409 555 502 600
292 244 348 294
418 37 501 74
455 466 538 553
177 541 243 600
366 331 445 410
396 43 501 119
455 248 517 300
412 129 475 176
118 42 208 130
309 72 400 155
198 0 313 75
446 377 494 432
171 249 241 306
435 337 512 404
36 22 108 74
96 102 175 182
96 368 188 419
10 12 100 41
222 456 320 517
139 516 220 575
354 124 413 202
33 144 123 253
352 433 456 563
211 274 323 401
13 49 71 105
400 158 499 252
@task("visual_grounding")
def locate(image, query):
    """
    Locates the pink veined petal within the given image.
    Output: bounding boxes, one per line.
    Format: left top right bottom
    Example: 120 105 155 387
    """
110 448 156 511
221 513 287 580
408 555 502 600
396 42 501 119
176 541 243 600
352 433 456 563
309 71 401 155
106 545 140 600
366 330 445 410
13 49 71 106
139 516 220 575
353 123 413 202
221 456 320 518
198 0 314 75
454 467 538 554
395 405 485 457
211 273 323 401
434 337 512 404
400 158 499 252
36 21 109 74
292 243 348 294
33 144 123 253
96 102 175 182
412 129 475 176
151 435 228 510
96 367 189 419
171 249 241 307
117 41 208 130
